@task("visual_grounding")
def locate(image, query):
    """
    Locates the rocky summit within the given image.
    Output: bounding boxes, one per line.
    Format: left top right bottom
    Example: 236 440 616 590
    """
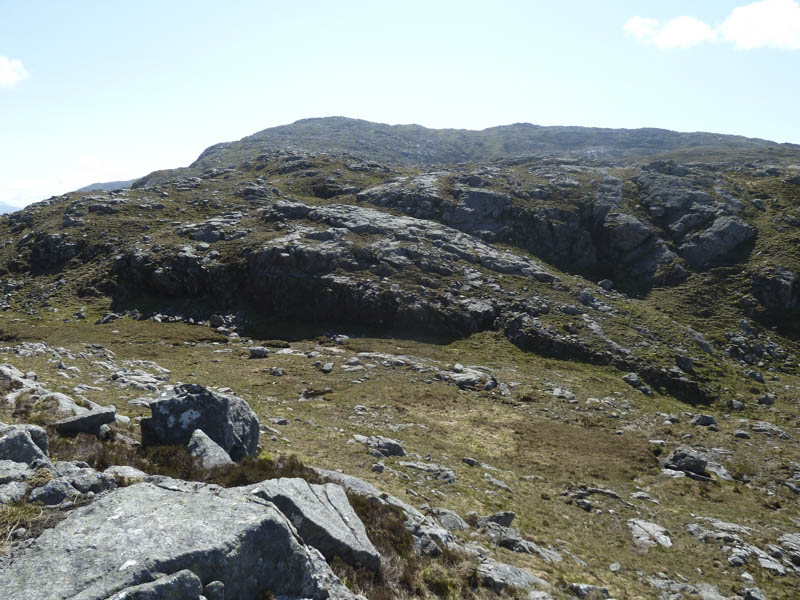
0 117 799 599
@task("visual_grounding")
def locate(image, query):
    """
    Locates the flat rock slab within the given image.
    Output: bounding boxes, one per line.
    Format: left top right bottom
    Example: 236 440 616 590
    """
629 519 672 549
0 482 357 600
52 407 116 436
248 477 381 571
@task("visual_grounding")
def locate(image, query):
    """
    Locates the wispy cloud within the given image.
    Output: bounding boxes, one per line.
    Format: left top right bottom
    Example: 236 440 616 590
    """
0 56 29 87
625 0 800 50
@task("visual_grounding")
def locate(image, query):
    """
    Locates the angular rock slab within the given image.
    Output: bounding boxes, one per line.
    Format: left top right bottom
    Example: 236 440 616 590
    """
249 477 381 571
187 428 234 469
52 406 116 436
140 383 259 461
0 482 358 600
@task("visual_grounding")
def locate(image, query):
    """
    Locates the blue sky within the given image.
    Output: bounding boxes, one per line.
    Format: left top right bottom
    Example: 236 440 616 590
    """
1 0 799 207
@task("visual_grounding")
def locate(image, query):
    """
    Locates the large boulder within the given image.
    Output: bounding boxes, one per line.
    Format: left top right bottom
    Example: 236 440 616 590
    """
140 384 259 461
0 482 359 600
680 216 756 268
248 477 381 571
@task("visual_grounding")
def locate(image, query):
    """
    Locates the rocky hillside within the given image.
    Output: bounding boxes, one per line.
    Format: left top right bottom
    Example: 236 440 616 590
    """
0 118 799 599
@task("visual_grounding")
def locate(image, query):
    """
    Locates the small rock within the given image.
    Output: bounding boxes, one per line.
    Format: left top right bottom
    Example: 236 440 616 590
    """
249 346 270 358
569 583 610 599
691 414 717 427
757 393 775 405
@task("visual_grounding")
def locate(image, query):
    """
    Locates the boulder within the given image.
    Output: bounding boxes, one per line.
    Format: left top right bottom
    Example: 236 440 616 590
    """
0 423 49 455
430 507 469 531
0 481 27 504
187 429 234 469
476 557 549 593
248 477 381 571
140 384 259 461
30 479 80 505
477 511 516 528
680 216 756 268
628 519 672 549
0 459 33 484
0 482 358 600
665 447 710 479
52 406 116 436
366 435 406 457
0 429 52 470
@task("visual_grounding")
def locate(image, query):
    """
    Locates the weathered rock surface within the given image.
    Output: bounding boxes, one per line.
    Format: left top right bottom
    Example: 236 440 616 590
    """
248 477 381 571
140 384 259 461
0 482 359 600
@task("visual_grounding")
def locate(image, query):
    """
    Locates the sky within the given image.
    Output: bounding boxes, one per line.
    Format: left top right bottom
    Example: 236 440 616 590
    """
1 0 800 208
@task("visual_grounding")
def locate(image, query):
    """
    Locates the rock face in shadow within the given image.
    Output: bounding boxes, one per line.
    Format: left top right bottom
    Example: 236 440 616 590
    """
0 482 359 600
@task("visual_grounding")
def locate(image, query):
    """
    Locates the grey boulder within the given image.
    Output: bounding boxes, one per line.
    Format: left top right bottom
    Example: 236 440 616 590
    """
0 482 358 600
30 478 80 505
187 428 234 469
248 477 381 571
0 423 48 455
680 216 756 268
476 557 549 593
0 429 52 470
140 384 259 461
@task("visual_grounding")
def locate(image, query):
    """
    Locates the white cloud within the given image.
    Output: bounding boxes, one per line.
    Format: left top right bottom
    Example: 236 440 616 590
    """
0 56 29 87
625 0 800 50
720 0 800 49
652 17 718 49
624 16 659 42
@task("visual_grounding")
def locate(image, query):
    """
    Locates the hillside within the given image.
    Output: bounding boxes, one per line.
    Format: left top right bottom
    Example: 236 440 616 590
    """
0 118 799 599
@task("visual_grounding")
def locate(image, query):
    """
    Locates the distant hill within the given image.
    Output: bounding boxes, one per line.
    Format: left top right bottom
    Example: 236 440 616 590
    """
76 179 138 193
188 116 800 171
